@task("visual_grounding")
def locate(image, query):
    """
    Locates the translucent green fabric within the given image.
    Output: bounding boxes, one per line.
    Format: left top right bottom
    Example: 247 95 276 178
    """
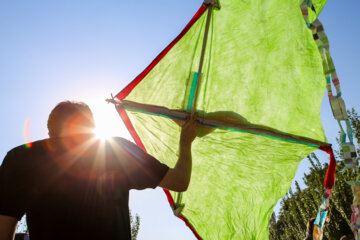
312 0 327 15
308 0 328 23
124 0 328 238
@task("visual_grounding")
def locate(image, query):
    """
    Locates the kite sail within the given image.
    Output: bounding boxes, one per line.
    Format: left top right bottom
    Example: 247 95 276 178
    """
110 0 338 238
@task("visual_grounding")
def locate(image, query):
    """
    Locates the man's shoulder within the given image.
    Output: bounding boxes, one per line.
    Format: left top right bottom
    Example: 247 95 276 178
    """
109 136 129 144
106 137 136 149
1 139 49 170
7 138 49 157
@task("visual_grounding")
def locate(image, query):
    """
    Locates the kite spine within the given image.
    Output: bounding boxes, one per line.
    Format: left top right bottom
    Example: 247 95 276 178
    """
190 5 212 115
178 4 213 219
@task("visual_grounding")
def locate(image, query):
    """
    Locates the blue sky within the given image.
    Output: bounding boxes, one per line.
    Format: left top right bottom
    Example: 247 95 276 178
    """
0 1 359 239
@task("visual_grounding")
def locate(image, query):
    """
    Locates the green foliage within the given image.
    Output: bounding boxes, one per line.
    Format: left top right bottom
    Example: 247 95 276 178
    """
130 211 141 240
16 212 141 239
270 108 359 240
348 109 360 144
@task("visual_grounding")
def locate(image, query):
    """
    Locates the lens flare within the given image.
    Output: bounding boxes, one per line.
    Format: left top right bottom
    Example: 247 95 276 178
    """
93 127 111 141
24 118 33 148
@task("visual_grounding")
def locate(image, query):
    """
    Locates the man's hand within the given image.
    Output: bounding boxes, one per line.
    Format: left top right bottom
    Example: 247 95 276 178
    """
180 114 198 145
159 115 198 192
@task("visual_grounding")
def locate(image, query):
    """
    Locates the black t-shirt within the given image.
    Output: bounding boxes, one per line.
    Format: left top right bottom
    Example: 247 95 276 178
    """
0 135 169 240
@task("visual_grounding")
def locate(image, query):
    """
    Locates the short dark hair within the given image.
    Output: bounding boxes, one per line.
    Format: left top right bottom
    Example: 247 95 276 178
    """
47 101 95 137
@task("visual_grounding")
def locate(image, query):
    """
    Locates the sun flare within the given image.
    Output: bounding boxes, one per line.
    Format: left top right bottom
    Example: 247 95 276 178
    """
93 127 111 140
87 99 131 141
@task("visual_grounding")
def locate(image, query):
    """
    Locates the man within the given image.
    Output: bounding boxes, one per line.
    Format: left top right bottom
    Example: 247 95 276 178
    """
0 101 197 240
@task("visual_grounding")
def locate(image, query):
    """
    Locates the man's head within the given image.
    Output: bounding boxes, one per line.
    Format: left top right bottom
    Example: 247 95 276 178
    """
47 101 95 138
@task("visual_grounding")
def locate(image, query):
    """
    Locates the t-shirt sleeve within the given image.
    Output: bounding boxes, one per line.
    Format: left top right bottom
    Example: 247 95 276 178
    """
0 150 26 220
116 138 169 190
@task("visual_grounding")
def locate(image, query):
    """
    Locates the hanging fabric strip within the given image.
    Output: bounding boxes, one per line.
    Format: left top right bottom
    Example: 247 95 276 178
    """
313 189 331 240
338 120 347 144
320 145 337 189
308 17 342 98
301 2 359 239
300 0 356 152
347 119 354 144
299 2 338 238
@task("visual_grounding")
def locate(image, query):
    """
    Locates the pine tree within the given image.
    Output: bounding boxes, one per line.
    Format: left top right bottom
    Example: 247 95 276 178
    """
130 211 141 240
270 107 359 239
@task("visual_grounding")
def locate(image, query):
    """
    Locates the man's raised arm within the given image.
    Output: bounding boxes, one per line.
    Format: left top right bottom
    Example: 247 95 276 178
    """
159 115 197 192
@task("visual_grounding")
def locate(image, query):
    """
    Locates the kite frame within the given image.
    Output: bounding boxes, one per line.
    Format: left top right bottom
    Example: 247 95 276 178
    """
115 100 330 149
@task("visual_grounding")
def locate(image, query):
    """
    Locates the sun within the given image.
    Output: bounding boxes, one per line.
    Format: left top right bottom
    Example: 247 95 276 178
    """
86 99 131 141
93 126 111 140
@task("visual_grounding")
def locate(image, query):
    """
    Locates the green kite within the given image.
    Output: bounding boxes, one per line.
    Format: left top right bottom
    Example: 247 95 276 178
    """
111 0 338 238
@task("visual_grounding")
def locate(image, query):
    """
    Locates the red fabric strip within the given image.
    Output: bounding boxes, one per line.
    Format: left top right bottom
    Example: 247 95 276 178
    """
320 145 337 189
163 189 175 206
163 189 202 239
179 216 203 240
115 4 207 101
